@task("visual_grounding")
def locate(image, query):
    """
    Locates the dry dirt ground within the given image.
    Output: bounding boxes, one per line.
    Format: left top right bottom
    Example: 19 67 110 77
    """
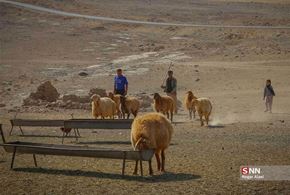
0 0 290 194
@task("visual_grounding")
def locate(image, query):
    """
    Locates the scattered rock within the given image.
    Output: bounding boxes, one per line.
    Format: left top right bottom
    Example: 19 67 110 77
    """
89 88 107 97
195 78 200 82
135 94 153 109
0 103 6 108
78 71 89 76
28 81 60 102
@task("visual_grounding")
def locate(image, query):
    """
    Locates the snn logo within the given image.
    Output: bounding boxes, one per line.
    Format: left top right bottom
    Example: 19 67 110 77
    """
241 167 261 175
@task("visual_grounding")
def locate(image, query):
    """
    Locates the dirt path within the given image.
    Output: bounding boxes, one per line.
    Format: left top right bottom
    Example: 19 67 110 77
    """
1 0 290 29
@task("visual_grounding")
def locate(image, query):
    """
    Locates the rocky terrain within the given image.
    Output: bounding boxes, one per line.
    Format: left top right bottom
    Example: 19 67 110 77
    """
0 0 290 194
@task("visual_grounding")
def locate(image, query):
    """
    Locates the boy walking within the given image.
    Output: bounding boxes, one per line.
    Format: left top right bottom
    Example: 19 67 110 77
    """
263 79 275 113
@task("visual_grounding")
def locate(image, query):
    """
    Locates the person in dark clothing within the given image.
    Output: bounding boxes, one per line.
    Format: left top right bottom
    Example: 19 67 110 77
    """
114 69 128 96
161 70 178 113
263 79 275 113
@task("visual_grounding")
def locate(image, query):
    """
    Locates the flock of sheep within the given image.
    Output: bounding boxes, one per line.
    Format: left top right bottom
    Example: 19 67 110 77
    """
90 91 212 175
91 90 212 126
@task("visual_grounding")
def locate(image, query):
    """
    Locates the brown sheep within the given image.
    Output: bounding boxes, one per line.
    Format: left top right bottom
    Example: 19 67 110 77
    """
192 98 212 126
153 93 175 122
108 92 122 118
184 91 197 119
131 113 173 175
120 95 140 119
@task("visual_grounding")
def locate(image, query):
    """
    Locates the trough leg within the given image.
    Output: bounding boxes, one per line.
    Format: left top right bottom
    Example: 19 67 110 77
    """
19 126 24 135
33 154 38 167
77 128 81 137
62 132 65 144
73 129 78 142
122 152 126 176
11 147 17 169
133 160 138 175
9 125 14 136
139 160 143 176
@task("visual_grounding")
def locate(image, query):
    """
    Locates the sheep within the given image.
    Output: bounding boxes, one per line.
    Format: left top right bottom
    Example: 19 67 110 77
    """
184 91 197 119
192 98 212 126
131 112 173 175
120 95 140 119
108 92 122 118
153 93 175 122
91 94 116 119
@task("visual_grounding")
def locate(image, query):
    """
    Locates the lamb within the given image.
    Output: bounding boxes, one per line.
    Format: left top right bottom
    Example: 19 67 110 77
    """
184 91 197 119
153 93 175 122
108 92 122 118
192 98 212 126
131 112 173 175
91 94 116 119
120 95 140 119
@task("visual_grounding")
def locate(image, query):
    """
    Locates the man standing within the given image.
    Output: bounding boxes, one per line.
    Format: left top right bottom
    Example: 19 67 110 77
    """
161 70 178 113
114 68 128 96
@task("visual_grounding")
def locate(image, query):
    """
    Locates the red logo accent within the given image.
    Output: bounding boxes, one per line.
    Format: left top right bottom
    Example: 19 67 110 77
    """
241 167 249 175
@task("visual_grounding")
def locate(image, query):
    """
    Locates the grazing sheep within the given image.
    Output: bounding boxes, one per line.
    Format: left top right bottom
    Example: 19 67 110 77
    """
120 95 140 119
131 113 173 175
192 98 212 126
91 94 116 119
108 92 122 118
184 91 197 119
153 93 175 122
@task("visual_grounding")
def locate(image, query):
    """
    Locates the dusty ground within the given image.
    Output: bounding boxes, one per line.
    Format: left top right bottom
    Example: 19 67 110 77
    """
0 0 290 194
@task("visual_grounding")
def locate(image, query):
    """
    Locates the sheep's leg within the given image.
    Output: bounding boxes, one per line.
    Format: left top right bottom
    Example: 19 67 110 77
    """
170 112 173 122
161 150 165 172
200 115 204 126
133 160 138 175
166 112 169 119
189 110 192 120
127 113 130 119
155 153 161 171
132 110 138 118
149 160 153 175
205 114 209 125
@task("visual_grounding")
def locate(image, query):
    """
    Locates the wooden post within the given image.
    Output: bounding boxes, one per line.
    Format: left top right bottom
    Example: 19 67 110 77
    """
0 124 6 144
11 147 17 169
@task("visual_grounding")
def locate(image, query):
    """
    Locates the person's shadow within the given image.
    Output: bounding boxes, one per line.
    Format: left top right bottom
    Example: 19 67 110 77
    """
13 167 200 182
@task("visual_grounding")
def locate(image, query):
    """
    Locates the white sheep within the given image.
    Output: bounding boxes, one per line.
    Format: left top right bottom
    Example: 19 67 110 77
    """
91 94 116 119
192 98 212 126
153 93 175 122
120 95 140 119
184 91 197 119
131 112 173 175
108 92 122 118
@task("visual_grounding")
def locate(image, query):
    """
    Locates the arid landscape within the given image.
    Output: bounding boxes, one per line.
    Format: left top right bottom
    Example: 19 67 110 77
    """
0 0 290 194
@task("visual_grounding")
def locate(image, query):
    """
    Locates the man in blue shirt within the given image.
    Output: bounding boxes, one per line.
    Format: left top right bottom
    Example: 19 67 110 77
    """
114 68 128 96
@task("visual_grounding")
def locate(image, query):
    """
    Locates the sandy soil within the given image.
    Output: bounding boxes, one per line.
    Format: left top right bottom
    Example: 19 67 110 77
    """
0 0 290 194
